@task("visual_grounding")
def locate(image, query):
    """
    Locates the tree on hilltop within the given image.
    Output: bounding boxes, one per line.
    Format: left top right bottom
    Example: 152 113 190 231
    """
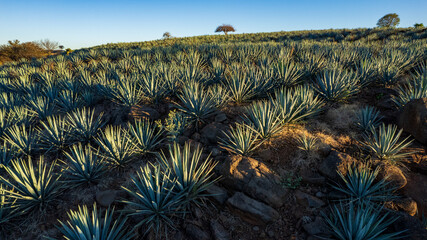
377 13 400 28
163 32 172 39
39 39 59 52
215 24 235 35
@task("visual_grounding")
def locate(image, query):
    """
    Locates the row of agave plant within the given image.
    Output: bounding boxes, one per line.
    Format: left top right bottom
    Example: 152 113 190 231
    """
0 39 425 239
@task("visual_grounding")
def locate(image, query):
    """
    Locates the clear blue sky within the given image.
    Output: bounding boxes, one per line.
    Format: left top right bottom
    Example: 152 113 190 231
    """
1 0 426 49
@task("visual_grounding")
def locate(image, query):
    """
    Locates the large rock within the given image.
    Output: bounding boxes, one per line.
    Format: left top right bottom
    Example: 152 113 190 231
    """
295 190 325 208
96 190 117 207
390 211 427 240
398 98 427 144
185 223 211 240
201 123 226 144
210 220 231 240
221 156 288 208
206 184 228 205
317 150 355 180
379 164 407 190
404 172 427 216
227 192 279 225
302 217 328 236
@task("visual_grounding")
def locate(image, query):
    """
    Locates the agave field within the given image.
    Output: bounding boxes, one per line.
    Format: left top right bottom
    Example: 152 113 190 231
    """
0 29 427 239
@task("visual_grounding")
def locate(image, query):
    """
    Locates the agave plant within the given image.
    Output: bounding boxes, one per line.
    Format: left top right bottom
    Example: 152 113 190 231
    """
157 142 218 206
314 69 360 102
273 59 304 87
243 101 282 141
219 123 260 156
122 164 183 237
67 108 105 142
224 68 256 103
62 144 105 187
57 204 134 240
270 86 324 124
0 142 17 168
127 120 164 155
26 95 56 120
102 77 144 109
355 106 383 133
392 73 427 108
0 184 20 230
140 68 170 103
176 81 216 128
0 157 61 213
95 125 135 168
39 115 71 153
324 202 406 240
363 124 415 164
3 124 38 156
333 163 397 204
57 90 83 112
296 133 318 152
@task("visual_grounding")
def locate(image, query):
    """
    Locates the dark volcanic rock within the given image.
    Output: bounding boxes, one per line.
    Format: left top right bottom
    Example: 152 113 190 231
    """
398 98 427 144
221 156 288 208
227 192 279 225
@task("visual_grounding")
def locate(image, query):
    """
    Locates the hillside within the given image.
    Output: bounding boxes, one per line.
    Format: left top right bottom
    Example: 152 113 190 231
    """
92 27 427 50
0 28 426 239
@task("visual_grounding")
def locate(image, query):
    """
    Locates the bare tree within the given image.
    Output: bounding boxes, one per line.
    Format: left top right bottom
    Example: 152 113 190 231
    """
39 39 59 52
215 24 236 35
163 32 172 39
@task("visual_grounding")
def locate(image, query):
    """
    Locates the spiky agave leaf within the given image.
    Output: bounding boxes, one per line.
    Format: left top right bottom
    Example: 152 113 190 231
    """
176 81 216 128
39 115 71 153
95 125 135 168
392 73 427 108
355 106 383 133
218 123 260 156
26 95 56 120
0 157 61 213
273 59 304 87
62 144 105 187
122 164 183 237
333 163 397 204
67 107 105 142
243 101 282 141
363 124 416 164
57 204 134 240
157 142 218 206
127 119 164 155
324 202 406 240
3 124 38 156
0 184 20 230
296 133 318 152
314 69 360 102
0 142 17 168
140 68 170 103
224 67 256 103
57 90 83 112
